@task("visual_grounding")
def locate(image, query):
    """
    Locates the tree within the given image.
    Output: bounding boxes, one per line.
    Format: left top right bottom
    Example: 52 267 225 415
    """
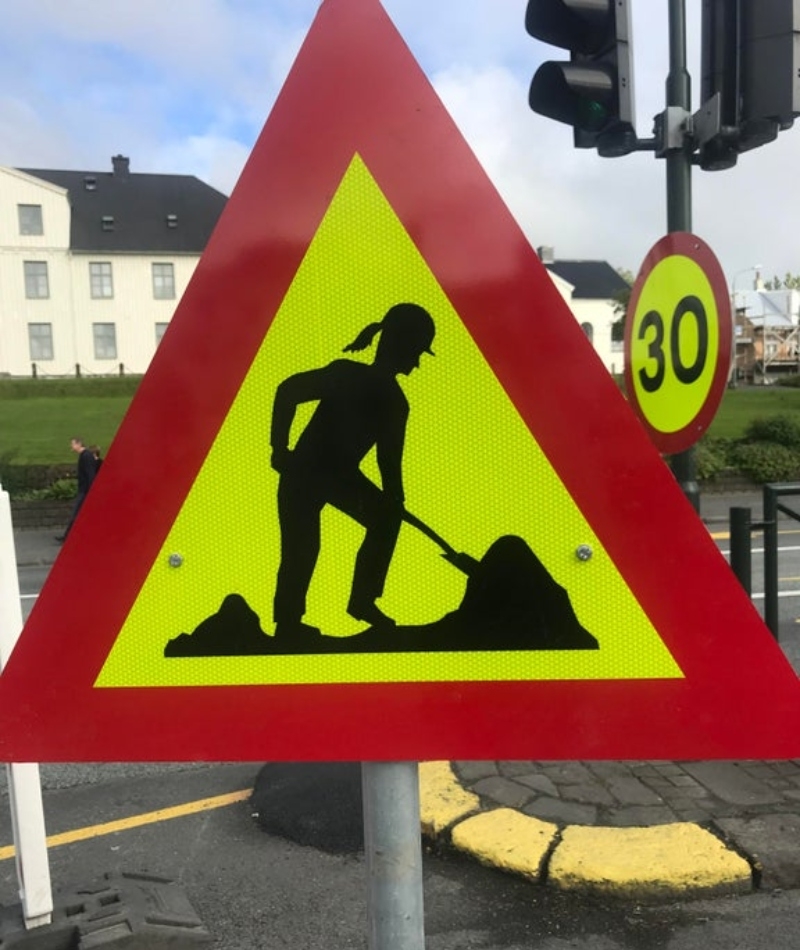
764 273 800 290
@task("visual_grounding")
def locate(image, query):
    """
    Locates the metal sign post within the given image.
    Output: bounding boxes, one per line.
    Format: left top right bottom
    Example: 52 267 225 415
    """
362 761 425 950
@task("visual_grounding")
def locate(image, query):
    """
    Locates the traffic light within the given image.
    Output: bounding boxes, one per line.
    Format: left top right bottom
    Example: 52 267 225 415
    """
738 0 800 151
700 0 800 169
699 0 741 170
525 0 636 157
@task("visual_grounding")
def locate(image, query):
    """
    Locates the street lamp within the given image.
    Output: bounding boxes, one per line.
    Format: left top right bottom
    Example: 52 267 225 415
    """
730 265 762 386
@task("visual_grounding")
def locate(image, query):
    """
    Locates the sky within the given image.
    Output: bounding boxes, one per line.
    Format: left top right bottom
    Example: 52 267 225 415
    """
1 0 797 290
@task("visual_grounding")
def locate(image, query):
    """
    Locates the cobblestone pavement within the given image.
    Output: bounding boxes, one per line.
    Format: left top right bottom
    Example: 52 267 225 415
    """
453 759 800 828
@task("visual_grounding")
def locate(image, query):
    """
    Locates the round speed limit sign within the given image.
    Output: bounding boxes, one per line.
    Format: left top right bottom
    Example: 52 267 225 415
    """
624 232 732 454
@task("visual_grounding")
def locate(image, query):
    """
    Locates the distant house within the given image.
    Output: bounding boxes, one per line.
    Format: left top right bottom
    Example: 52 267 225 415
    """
733 288 800 381
537 246 630 375
0 155 227 377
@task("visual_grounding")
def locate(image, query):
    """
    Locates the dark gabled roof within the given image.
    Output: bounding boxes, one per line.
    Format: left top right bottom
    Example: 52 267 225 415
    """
17 157 227 254
546 260 630 300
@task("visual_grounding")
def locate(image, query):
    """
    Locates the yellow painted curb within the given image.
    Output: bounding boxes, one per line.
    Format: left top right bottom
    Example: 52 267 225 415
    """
549 822 752 898
418 761 480 837
451 808 558 882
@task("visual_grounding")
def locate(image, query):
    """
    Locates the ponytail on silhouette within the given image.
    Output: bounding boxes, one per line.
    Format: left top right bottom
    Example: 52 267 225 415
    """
343 321 383 353
343 303 436 356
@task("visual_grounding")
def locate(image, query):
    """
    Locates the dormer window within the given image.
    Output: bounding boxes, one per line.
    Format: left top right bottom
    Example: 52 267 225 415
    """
101 215 115 231
84 175 97 191
166 213 178 228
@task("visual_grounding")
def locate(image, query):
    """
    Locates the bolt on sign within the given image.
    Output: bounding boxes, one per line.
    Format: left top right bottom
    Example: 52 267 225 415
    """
1 0 799 763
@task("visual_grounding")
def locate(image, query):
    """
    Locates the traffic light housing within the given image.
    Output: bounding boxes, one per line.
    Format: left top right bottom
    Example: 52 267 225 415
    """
525 0 636 157
700 0 800 169
739 0 800 151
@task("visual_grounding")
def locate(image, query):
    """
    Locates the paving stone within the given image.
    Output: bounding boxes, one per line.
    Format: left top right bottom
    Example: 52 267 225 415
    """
455 761 499 783
471 776 533 809
642 776 674 790
523 796 598 826
560 783 616 806
514 773 559 798
741 763 781 780
607 776 664 806
716 814 800 889
668 775 703 789
671 785 710 800
497 761 539 778
539 763 593 784
603 805 678 827
586 761 634 780
672 806 716 823
682 761 783 806
654 763 685 777
630 764 661 778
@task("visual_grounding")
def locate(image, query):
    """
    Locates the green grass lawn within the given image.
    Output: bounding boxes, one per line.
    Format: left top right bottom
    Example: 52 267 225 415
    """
0 395 133 464
0 377 140 465
706 385 800 440
0 377 798 466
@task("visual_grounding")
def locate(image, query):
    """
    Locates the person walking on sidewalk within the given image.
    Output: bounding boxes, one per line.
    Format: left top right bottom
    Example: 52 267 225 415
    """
56 436 98 542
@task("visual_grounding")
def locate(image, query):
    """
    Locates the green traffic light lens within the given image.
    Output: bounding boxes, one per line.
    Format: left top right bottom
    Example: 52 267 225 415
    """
577 98 609 132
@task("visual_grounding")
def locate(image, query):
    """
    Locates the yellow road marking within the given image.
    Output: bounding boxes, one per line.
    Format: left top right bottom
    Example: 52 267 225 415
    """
709 527 800 542
0 787 251 861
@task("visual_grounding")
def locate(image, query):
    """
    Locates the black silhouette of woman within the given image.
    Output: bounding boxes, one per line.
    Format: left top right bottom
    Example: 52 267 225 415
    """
270 302 436 640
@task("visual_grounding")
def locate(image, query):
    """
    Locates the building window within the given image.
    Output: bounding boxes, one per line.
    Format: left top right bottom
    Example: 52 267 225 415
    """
28 323 53 361
155 322 169 344
581 321 594 343
152 262 175 299
89 261 114 299
101 215 115 231
18 204 43 235
93 323 117 360
24 261 49 299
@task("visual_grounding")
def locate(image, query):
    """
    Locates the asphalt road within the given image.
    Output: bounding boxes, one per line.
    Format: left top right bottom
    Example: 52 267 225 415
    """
710 521 800 667
2 762 800 949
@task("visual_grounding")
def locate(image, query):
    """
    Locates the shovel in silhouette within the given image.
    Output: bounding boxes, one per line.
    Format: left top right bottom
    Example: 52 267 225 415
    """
402 509 480 576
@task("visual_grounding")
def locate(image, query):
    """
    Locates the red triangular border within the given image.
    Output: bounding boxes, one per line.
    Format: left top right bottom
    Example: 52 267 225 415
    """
2 0 799 761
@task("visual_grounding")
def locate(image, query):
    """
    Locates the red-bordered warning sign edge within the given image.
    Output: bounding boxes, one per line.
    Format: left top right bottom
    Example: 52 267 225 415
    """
1 0 798 762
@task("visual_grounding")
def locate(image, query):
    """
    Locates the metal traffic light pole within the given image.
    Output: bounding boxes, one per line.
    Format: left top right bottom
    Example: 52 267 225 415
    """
664 0 700 512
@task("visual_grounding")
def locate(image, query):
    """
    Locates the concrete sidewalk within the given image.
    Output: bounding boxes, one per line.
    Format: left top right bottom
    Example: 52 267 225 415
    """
12 490 800 899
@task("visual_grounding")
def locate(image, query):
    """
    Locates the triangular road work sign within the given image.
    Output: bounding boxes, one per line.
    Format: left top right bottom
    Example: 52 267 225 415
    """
2 0 799 762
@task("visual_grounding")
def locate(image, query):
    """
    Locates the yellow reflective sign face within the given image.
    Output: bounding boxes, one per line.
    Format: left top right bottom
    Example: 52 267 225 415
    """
629 255 721 435
96 154 681 688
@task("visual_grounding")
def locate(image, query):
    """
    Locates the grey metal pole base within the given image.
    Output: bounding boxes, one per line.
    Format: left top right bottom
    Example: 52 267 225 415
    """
362 762 426 950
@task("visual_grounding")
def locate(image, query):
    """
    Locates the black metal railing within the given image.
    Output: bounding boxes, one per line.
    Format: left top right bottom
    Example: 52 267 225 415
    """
763 484 800 640
729 483 800 641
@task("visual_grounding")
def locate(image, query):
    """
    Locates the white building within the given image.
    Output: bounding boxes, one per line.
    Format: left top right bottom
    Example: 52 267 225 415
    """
0 160 627 379
537 246 630 375
0 155 226 377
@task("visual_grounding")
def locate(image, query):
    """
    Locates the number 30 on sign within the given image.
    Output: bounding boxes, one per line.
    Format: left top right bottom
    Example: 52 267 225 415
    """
624 233 732 455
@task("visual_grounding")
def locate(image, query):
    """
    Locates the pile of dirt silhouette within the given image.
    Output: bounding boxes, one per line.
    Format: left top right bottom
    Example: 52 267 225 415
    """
164 535 597 657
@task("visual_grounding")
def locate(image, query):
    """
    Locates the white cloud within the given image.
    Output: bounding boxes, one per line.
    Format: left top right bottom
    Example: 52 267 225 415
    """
0 0 797 282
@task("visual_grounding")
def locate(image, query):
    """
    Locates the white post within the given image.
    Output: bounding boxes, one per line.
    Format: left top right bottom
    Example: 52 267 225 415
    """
0 483 53 927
